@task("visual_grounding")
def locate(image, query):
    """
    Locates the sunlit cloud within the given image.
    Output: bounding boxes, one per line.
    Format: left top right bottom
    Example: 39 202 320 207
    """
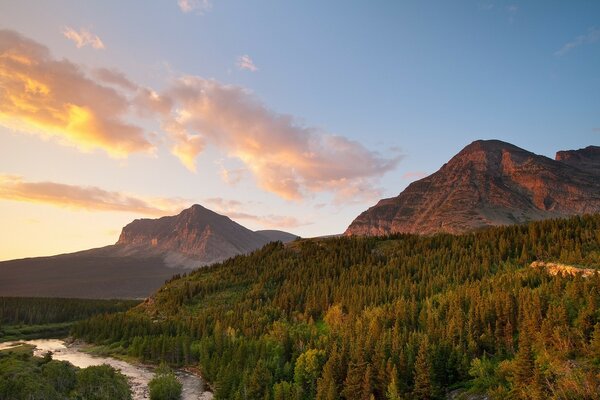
203 197 310 229
178 0 212 14
0 29 153 157
237 55 258 72
0 175 188 216
61 26 105 49
555 27 600 56
160 77 400 201
219 164 247 185
0 30 400 204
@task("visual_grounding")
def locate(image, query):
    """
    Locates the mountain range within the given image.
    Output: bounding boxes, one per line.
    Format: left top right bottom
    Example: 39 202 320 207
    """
346 140 600 235
1 139 598 299
0 205 298 298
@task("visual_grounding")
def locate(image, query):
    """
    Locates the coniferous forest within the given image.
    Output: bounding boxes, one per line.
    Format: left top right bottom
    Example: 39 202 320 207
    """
71 214 600 399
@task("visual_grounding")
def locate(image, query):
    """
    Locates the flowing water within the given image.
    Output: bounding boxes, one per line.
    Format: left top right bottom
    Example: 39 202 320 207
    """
0 339 213 400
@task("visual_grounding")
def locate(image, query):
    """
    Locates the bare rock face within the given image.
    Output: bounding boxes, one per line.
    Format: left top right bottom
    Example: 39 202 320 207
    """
346 140 600 236
555 145 600 176
116 204 272 268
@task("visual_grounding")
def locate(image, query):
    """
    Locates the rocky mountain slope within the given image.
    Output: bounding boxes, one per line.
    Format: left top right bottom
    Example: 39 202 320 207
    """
346 140 600 236
555 145 600 176
0 205 297 298
115 204 276 268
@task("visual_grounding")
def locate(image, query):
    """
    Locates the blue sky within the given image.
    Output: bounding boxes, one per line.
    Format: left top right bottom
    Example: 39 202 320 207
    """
0 1 598 260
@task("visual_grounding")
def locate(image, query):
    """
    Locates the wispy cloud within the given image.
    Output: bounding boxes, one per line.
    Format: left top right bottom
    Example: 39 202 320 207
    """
178 0 212 14
506 5 518 24
160 77 401 201
402 171 428 180
593 127 600 133
203 197 309 229
237 55 258 72
0 29 153 157
0 175 188 216
93 67 138 91
62 27 105 49
219 165 247 185
555 27 600 56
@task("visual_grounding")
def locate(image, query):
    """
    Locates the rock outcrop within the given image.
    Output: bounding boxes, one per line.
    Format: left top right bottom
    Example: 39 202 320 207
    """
346 140 600 236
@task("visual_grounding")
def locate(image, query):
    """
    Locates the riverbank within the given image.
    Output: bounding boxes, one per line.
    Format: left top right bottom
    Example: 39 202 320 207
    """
0 339 213 400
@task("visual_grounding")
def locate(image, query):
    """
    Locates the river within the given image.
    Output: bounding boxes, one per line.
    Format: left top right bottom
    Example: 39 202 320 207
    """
0 339 213 400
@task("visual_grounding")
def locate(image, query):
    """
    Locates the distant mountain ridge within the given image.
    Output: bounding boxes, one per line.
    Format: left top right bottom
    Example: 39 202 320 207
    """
115 204 276 268
346 140 600 236
0 205 298 298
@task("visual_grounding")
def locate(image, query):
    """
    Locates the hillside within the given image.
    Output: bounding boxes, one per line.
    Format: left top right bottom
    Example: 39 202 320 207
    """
346 140 600 236
73 214 600 399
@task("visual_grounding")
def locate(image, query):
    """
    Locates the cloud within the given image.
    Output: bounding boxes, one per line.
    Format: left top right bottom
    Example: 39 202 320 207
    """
203 197 309 229
178 0 212 14
62 27 105 49
0 175 187 216
555 27 600 56
237 55 258 72
506 5 518 23
402 171 428 180
160 77 400 201
93 67 138 91
219 164 247 185
1 30 400 204
593 127 600 133
0 29 153 157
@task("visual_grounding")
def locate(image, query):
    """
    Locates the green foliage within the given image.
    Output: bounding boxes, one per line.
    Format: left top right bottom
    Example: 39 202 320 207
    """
72 214 600 399
0 348 131 400
0 297 139 341
42 360 77 393
295 349 325 399
0 297 139 325
75 364 131 400
149 364 182 400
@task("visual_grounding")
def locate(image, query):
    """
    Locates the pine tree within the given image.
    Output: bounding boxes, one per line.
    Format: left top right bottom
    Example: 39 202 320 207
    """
412 339 433 400
513 333 535 395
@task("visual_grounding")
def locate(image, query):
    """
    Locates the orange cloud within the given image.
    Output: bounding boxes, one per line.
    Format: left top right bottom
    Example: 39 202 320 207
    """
161 77 400 201
0 175 187 216
0 29 153 157
62 27 105 49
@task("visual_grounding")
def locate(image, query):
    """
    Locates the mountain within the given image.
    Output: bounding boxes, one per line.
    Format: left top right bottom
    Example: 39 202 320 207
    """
256 230 300 243
555 145 600 176
346 140 600 236
0 204 297 298
115 204 275 268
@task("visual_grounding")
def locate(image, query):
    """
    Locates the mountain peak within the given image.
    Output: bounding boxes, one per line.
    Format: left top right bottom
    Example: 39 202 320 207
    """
346 140 600 236
116 204 270 268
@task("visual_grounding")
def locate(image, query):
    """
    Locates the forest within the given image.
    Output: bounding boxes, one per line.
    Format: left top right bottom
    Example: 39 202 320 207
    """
0 297 139 341
71 214 600 399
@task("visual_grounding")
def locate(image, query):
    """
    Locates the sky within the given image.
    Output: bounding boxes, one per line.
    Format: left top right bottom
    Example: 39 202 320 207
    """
0 1 598 260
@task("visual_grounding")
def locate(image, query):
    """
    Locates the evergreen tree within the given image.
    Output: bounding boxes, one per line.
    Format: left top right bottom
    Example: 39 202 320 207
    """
412 339 433 400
